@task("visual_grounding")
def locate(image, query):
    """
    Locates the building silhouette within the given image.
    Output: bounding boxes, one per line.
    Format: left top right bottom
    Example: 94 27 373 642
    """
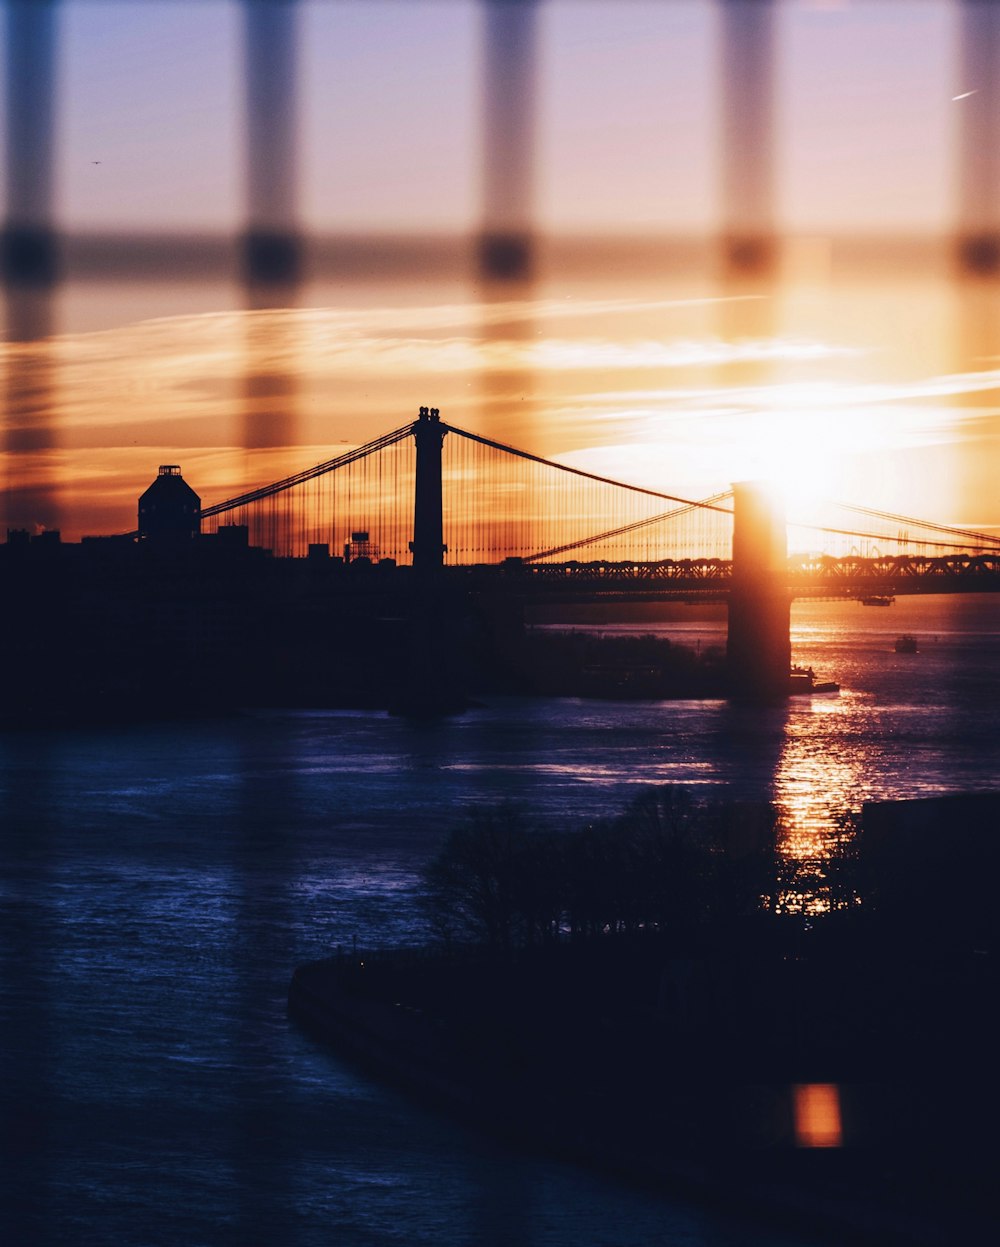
138 465 201 544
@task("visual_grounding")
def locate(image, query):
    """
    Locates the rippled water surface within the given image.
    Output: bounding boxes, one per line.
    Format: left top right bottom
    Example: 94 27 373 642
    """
2 595 998 1245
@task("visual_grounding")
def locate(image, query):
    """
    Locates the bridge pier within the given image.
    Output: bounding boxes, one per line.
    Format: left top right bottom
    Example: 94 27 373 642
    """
727 482 790 700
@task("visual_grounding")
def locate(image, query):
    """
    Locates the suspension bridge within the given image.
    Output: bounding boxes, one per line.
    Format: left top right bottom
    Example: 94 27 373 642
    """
194 405 1000 588
181 405 1000 699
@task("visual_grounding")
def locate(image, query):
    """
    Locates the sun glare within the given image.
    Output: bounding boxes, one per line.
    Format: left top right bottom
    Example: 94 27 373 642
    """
739 413 842 512
713 382 924 517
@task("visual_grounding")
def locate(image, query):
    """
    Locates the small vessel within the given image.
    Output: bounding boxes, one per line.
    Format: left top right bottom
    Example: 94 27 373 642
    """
894 635 918 654
860 595 894 607
789 666 840 695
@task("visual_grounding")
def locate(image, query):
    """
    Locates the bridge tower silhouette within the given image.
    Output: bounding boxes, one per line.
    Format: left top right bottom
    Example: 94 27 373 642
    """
401 405 464 715
410 407 447 576
728 483 791 700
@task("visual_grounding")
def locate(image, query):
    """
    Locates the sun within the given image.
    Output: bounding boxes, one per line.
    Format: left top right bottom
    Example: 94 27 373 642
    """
719 387 889 517
715 409 840 517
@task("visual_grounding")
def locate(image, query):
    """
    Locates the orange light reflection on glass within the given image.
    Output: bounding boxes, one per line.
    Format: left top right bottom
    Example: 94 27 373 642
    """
793 1083 843 1149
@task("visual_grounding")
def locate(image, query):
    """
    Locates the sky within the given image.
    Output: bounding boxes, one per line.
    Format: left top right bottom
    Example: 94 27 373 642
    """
3 0 1000 541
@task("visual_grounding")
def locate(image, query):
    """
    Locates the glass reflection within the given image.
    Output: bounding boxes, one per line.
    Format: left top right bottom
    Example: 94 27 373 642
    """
793 1083 843 1149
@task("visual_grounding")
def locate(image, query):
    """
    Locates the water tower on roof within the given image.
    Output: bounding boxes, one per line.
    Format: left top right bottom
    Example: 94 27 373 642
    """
138 465 201 543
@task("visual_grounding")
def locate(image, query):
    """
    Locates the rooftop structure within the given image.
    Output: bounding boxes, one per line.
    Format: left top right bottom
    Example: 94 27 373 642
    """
138 465 201 544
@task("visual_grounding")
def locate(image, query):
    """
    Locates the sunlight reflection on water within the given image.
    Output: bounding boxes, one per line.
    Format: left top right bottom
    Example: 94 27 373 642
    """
576 595 1000 912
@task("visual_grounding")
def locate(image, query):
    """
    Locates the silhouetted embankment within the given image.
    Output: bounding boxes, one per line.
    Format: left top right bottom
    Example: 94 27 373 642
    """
290 791 1000 1245
482 627 730 699
1 533 744 725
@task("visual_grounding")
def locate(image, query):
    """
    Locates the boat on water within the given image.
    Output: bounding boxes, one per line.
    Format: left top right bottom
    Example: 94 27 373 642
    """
860 595 895 607
894 635 918 653
789 665 840 694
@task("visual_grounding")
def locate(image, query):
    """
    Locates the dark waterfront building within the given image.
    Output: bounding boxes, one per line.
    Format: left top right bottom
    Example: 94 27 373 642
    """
138 465 201 544
0 470 426 723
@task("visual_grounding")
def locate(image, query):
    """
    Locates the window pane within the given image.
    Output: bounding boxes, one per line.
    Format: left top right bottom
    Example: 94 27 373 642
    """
301 0 478 232
57 0 241 231
778 0 956 232
539 0 718 233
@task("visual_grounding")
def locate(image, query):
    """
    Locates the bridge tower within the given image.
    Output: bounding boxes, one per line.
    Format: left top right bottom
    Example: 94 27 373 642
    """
410 406 447 574
727 481 790 699
395 406 467 716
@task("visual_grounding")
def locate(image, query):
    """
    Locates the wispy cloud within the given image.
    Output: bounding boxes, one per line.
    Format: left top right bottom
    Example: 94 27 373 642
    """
3 299 993 535
581 369 1000 413
0 303 850 440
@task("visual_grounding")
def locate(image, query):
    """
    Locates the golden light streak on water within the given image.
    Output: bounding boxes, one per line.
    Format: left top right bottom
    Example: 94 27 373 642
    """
772 696 863 914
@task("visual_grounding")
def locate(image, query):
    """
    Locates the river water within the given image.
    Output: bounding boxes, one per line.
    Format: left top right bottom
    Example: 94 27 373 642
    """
2 595 998 1246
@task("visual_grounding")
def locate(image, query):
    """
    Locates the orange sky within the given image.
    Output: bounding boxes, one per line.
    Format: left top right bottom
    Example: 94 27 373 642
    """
4 276 999 540
3 1 1000 541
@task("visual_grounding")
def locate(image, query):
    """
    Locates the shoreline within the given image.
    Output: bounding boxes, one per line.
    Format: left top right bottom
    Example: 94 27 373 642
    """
287 793 1000 1247
288 922 995 1246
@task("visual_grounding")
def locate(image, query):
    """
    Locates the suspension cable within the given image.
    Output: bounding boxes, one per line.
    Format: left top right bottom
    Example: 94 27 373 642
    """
443 424 735 514
830 502 1000 548
525 491 734 561
788 521 1000 553
198 423 414 519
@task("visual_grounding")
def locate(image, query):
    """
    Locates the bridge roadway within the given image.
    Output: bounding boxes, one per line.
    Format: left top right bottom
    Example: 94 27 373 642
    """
443 553 1000 603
